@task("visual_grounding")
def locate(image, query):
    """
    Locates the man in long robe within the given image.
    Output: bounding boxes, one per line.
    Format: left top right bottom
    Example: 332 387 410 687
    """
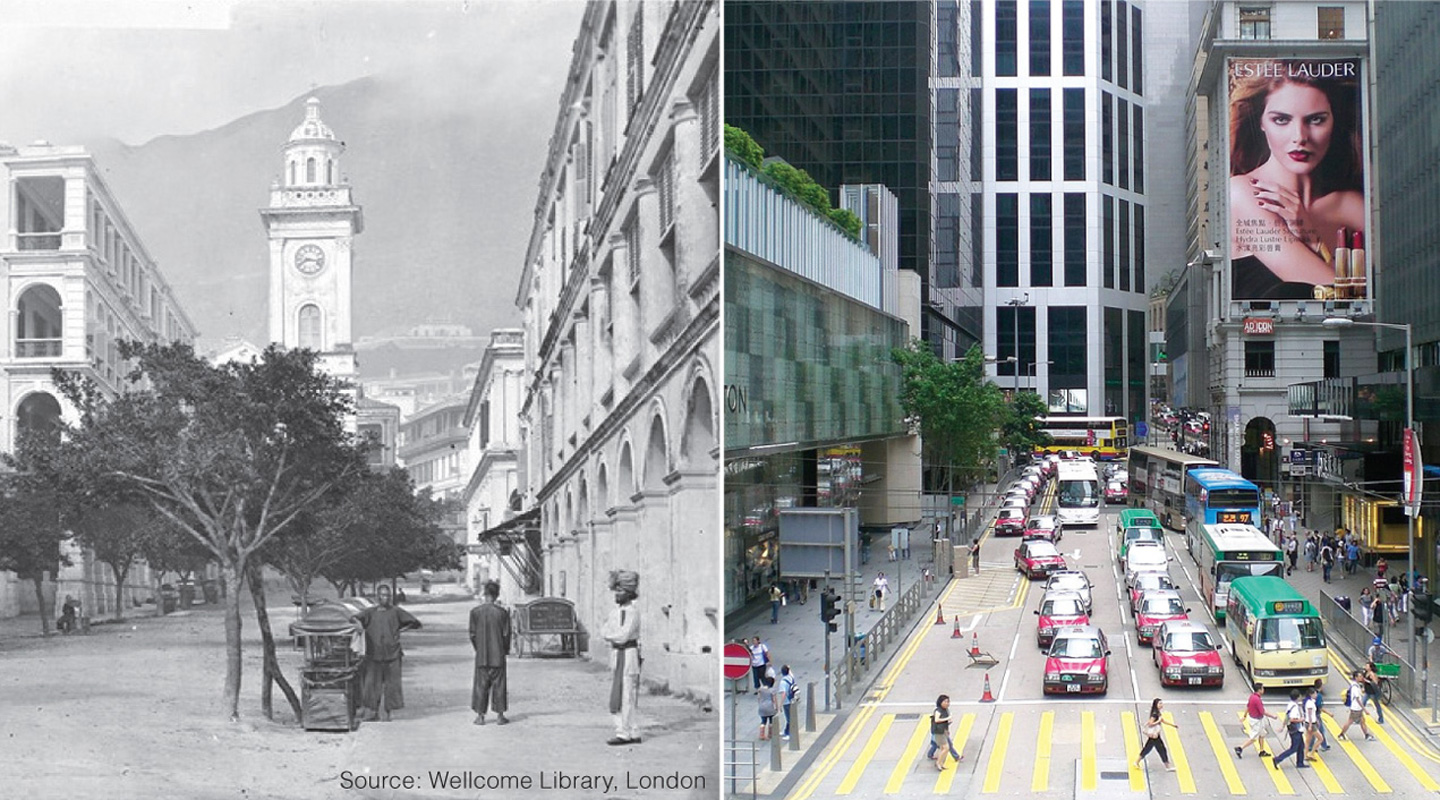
469 580 510 725
354 584 422 721
602 570 641 745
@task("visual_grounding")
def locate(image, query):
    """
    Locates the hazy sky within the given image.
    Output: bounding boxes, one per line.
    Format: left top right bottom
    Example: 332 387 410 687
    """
0 0 585 146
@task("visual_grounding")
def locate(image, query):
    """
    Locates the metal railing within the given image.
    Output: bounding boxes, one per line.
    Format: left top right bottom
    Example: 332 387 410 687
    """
1320 589 1424 704
831 571 937 708
722 739 759 798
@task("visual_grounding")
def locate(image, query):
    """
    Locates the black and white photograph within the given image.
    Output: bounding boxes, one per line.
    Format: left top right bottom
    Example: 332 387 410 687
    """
0 1 719 798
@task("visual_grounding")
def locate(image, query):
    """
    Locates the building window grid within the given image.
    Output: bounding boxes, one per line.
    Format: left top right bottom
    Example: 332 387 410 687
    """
657 147 676 237
1318 7 1345 39
1103 195 1115 289
1116 0 1129 90
1031 194 1053 286
699 69 718 165
1063 192 1086 286
1131 5 1143 95
1030 89 1052 181
1245 340 1276 377
997 0 1018 76
1323 340 1341 379
1134 205 1146 293
1062 0 1084 76
1030 0 1051 76
1133 105 1144 192
625 217 641 288
626 6 645 116
1101 0 1112 82
1239 6 1272 40
1119 199 1131 292
997 193 1020 287
1063 88 1085 181
997 89 1019 181
1118 98 1129 190
1102 93 1114 186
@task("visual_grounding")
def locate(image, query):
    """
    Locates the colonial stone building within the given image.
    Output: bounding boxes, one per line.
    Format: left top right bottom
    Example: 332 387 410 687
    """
513 0 720 701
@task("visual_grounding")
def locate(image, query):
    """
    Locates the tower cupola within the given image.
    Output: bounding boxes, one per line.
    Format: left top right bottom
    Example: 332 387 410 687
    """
283 97 344 188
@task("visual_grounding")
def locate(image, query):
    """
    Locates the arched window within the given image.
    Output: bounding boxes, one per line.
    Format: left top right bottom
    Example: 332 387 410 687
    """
306 157 317 183
297 304 322 350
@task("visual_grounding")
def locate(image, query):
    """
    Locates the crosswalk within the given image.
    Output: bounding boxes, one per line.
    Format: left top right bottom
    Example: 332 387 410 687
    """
787 702 1440 798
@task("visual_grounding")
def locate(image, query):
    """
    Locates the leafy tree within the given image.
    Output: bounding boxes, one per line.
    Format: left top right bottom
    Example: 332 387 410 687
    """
828 207 863 239
65 501 170 621
53 342 367 720
723 124 764 169
1000 390 1054 460
0 438 70 636
316 470 458 597
891 342 1005 493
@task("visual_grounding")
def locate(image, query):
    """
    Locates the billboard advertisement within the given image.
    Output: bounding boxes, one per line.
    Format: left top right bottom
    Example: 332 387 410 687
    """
1227 58 1367 301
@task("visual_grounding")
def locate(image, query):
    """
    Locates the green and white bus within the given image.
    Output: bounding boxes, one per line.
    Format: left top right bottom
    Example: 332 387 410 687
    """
1225 576 1328 692
1188 522 1283 620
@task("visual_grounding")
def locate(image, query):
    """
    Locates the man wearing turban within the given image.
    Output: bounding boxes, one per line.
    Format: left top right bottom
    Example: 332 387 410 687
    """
603 570 642 745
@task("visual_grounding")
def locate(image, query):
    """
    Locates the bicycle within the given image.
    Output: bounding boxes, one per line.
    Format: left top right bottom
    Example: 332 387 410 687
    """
1367 639 1398 705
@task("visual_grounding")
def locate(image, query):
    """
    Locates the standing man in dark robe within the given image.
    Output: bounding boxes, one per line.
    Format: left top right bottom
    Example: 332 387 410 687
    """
354 584 422 721
603 570 641 745
469 580 510 725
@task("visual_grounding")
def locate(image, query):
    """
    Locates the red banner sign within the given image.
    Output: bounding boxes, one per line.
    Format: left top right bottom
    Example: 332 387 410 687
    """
1242 317 1274 335
1403 428 1422 516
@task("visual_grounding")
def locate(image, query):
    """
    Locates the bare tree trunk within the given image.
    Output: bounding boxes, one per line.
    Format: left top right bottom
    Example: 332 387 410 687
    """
111 561 132 621
247 565 301 721
222 564 244 721
31 574 52 636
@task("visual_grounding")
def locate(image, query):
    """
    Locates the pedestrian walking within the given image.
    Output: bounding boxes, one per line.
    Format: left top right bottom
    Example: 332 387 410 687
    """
769 583 784 624
748 637 771 691
468 580 511 726
1359 586 1374 627
353 584 423 722
1270 689 1310 769
778 666 798 739
756 676 777 740
872 572 890 611
1336 669 1376 741
1376 557 1389 579
1320 542 1335 583
1345 541 1360 575
603 569 643 745
1135 698 1178 771
1235 685 1279 758
1284 534 1299 576
1304 534 1318 572
927 694 963 770
1302 686 1329 758
1363 662 1385 724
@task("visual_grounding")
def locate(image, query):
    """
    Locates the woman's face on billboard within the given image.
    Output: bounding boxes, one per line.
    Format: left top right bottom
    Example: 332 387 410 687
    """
1260 82 1334 176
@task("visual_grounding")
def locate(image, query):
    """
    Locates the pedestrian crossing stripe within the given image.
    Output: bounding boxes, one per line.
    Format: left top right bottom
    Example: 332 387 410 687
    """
1162 711 1197 793
1305 745 1344 793
1321 714 1390 792
837 713 893 794
1119 711 1145 791
980 712 1013 793
1257 737 1296 795
1032 710 1054 791
1198 711 1248 795
885 715 930 793
1369 717 1440 788
933 712 973 793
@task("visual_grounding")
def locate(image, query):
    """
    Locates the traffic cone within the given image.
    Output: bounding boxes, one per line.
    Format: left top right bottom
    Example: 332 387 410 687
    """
970 632 982 657
934 604 946 625
951 618 963 638
980 673 996 702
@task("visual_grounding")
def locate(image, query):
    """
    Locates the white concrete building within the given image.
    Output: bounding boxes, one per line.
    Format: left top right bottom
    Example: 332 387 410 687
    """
460 329 527 600
513 0 720 702
0 142 197 619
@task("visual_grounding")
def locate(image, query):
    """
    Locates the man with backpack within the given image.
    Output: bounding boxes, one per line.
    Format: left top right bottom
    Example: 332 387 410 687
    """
1269 689 1309 770
1336 669 1376 741
779 665 798 740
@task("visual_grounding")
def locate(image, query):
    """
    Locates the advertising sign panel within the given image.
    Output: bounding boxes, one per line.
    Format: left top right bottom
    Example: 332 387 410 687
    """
1403 427 1422 516
1227 58 1367 301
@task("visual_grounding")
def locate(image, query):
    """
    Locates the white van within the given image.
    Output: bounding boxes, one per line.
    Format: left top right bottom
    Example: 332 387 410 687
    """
1123 541 1171 588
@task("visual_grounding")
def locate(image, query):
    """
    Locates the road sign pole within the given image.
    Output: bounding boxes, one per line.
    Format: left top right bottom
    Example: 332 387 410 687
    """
729 683 737 796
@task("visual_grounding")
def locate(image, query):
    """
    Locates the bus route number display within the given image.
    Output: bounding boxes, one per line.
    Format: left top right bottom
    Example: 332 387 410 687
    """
1217 511 1252 524
1270 600 1307 614
1224 551 1276 561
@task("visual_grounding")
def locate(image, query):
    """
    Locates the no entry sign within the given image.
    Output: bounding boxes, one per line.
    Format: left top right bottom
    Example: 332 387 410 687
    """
723 643 752 681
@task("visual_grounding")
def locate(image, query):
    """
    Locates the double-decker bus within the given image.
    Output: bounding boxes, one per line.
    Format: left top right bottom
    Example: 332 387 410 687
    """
1186 522 1283 620
1056 461 1101 527
1225 576 1328 691
1033 416 1129 461
1127 445 1218 530
1183 468 1261 532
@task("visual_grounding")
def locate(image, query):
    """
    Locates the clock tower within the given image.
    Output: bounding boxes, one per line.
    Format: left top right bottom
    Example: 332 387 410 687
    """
260 97 363 382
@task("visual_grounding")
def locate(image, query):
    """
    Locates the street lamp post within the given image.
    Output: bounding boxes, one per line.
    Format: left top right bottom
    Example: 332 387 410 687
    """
1324 316 1417 672
1006 294 1030 395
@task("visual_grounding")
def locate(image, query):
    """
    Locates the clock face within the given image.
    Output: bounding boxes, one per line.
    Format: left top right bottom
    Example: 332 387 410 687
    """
294 244 326 275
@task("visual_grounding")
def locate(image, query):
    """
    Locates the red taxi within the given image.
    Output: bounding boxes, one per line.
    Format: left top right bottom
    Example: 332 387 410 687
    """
1014 540 1067 580
1034 591 1089 649
1128 572 1179 615
1133 589 1190 645
1043 626 1110 695
995 507 1027 536
1023 515 1063 544
1104 481 1128 503
1151 620 1225 687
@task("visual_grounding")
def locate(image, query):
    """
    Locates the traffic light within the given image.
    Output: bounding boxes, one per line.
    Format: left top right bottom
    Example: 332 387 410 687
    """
1414 590 1434 624
821 589 840 632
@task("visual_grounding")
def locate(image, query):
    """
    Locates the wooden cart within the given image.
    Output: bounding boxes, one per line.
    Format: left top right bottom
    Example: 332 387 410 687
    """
289 604 363 731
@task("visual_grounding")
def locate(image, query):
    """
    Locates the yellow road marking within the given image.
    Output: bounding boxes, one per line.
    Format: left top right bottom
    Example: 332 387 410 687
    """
836 713 894 794
1162 711 1196 793
885 716 931 793
1321 714 1391 793
787 702 879 800
1367 712 1440 791
1121 711 1146 792
1197 711 1247 795
1032 710 1054 791
1258 735 1295 794
1302 745 1344 793
1081 710 1097 791
980 712 1014 793
934 713 973 793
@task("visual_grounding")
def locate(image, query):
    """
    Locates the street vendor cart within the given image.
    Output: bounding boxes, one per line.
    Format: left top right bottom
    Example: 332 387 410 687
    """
289 604 364 731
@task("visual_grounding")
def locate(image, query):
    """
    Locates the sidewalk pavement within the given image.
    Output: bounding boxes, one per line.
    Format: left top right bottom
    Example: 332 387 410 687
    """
1272 552 1440 734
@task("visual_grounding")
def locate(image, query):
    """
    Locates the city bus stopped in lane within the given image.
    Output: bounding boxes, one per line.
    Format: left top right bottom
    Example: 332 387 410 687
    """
1186 522 1283 620
1055 461 1100 527
1183 467 1261 530
1127 445 1217 529
1225 576 1328 692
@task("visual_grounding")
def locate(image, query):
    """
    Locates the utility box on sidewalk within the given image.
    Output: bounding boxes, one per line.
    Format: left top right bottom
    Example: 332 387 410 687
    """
953 546 970 578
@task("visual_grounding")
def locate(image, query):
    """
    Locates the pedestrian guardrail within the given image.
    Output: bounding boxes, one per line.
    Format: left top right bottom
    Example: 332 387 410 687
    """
723 739 759 798
1320 588 1423 704
830 568 940 708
